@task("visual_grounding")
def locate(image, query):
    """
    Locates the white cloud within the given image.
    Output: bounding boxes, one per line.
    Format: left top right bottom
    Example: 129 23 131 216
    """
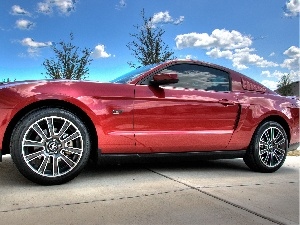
174 16 184 25
152 11 173 24
175 29 278 70
261 71 272 77
176 32 215 49
261 46 300 91
11 5 31 16
283 45 300 58
273 70 287 79
26 48 40 57
212 29 252 50
281 46 300 70
269 52 275 57
206 48 233 59
261 70 286 79
37 0 77 15
261 69 299 88
115 0 126 10
54 0 77 14
261 80 278 90
151 11 184 27
289 70 300 80
16 19 35 30
37 2 52 14
232 48 278 69
92 45 111 58
182 54 197 60
284 0 300 17
21 38 52 48
20 38 52 57
281 58 299 70
175 29 252 50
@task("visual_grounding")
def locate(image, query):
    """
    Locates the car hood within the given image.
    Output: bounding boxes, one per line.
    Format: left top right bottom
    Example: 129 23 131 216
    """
0 79 113 89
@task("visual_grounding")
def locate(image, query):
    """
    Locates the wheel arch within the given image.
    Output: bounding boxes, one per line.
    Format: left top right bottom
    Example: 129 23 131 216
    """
256 115 291 145
2 99 99 162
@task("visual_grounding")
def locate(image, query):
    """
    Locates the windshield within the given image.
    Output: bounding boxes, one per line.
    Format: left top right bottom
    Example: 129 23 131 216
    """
110 64 158 84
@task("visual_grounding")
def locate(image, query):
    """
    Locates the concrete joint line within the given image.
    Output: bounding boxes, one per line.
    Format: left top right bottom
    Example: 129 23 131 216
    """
0 188 191 213
198 181 297 189
146 168 287 225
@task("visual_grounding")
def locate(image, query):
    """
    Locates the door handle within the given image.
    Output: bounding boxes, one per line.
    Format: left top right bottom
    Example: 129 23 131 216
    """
218 99 235 106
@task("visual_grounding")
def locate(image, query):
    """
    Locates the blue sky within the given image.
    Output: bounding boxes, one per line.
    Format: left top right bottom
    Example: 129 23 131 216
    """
0 0 299 90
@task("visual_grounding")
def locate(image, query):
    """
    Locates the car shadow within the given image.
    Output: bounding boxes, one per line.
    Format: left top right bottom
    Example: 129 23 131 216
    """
0 154 296 186
82 155 250 175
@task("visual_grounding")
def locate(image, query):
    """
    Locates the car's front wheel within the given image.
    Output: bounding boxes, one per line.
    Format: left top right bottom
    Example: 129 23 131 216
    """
10 108 91 185
243 121 288 173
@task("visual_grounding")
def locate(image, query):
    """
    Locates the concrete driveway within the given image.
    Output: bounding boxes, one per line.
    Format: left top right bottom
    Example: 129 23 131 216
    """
0 155 299 225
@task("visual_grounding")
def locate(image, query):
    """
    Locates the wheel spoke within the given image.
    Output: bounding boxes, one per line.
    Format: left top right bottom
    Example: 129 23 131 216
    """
269 153 274 166
53 156 59 176
264 129 271 142
270 127 275 141
259 140 268 146
275 138 285 145
275 147 285 155
259 143 268 150
273 152 282 164
38 156 50 174
60 153 75 167
273 131 281 143
25 150 45 161
57 120 71 139
62 131 80 143
24 140 44 148
259 148 268 156
64 146 83 155
262 152 270 165
46 118 55 137
32 124 47 140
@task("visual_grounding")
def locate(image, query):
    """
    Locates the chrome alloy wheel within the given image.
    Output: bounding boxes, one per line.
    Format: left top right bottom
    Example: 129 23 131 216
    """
258 126 287 168
22 116 84 177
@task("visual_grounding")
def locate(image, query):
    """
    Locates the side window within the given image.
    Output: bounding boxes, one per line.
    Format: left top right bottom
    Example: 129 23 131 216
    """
160 64 230 92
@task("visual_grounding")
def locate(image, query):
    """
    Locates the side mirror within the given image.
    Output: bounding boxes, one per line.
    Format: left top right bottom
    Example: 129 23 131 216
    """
150 73 179 86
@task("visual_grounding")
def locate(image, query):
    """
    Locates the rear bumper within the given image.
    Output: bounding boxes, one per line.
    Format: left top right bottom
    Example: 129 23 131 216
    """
288 143 300 152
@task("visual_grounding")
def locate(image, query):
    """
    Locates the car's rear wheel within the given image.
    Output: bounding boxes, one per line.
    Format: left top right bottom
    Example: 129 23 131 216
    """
243 121 287 173
10 108 91 185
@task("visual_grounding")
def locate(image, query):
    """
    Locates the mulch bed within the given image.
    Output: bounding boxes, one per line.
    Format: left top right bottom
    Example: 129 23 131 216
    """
287 150 300 156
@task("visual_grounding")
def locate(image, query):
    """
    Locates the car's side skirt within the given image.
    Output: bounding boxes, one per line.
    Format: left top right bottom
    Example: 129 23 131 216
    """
99 150 246 160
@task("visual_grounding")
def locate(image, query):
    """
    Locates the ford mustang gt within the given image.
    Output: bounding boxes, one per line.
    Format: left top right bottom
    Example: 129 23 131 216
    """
0 60 299 185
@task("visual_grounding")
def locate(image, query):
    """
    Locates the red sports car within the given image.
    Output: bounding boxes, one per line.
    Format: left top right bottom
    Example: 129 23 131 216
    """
0 60 299 185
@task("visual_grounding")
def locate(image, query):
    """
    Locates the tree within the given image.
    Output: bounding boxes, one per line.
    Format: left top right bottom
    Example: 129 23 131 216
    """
277 74 293 96
127 9 175 69
42 33 93 80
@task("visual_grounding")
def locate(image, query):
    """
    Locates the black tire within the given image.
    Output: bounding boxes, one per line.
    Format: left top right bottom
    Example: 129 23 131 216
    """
10 108 91 185
243 121 288 173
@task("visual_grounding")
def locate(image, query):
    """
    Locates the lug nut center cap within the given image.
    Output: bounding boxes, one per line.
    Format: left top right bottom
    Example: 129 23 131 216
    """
47 139 61 153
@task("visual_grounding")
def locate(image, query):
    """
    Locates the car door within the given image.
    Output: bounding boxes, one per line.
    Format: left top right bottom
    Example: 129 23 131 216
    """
133 63 240 153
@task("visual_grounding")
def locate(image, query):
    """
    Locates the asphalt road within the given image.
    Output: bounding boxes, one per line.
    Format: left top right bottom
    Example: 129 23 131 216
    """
0 155 299 225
